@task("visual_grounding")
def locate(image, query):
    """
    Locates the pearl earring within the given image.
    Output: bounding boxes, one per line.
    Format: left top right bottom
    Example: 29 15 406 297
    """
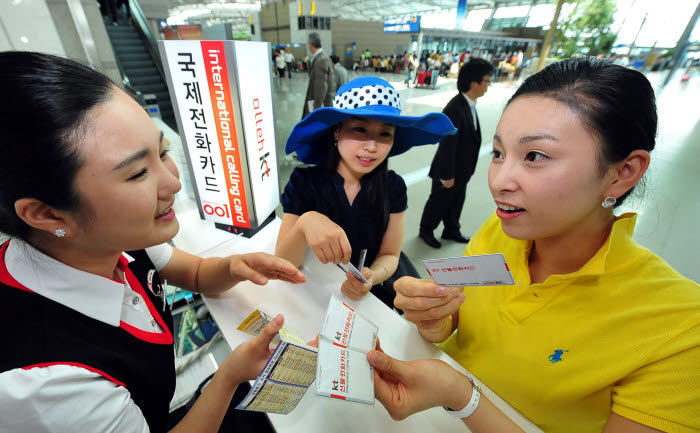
601 196 617 208
54 228 66 237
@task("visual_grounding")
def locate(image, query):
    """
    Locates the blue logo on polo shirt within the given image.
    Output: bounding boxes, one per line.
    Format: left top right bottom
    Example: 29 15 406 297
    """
548 349 569 363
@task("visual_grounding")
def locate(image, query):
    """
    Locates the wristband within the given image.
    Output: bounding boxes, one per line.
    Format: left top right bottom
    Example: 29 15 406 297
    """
444 377 481 418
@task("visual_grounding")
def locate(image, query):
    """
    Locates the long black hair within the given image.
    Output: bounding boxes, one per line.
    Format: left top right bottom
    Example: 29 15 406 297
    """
508 56 657 207
321 133 391 233
0 51 115 240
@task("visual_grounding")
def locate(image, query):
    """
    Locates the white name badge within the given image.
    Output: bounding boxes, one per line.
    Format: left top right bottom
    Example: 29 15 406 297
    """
422 254 515 287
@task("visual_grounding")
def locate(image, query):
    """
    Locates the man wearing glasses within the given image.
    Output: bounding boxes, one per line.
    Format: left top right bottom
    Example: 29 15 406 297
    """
420 59 494 248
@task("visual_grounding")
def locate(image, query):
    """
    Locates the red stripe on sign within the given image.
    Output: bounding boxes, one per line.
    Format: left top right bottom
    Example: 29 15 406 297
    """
200 40 250 228
504 263 510 271
426 269 432 276
342 302 355 312
331 394 346 400
332 341 347 348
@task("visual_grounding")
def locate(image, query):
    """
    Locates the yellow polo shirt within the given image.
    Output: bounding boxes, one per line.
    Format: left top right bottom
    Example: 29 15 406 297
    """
438 213 700 433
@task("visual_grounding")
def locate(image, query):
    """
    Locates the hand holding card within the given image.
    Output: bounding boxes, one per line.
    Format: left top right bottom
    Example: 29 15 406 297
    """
341 267 373 299
316 295 378 405
337 261 369 284
235 310 318 415
422 254 515 287
393 277 465 331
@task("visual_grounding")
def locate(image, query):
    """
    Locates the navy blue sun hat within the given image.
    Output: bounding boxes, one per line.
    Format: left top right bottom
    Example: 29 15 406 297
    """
285 76 457 164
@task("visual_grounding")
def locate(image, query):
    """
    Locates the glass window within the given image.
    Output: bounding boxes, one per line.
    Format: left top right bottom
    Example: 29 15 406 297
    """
526 3 576 29
422 11 457 29
493 5 530 19
614 0 699 47
463 8 492 32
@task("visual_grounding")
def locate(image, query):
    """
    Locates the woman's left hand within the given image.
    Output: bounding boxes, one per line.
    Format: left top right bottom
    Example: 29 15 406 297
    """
341 267 373 300
222 315 319 384
229 253 306 286
223 314 285 384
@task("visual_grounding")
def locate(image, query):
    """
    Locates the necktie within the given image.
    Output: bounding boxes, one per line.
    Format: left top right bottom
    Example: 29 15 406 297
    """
471 105 478 131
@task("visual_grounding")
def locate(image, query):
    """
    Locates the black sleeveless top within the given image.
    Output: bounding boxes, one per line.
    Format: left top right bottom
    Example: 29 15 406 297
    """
0 243 176 433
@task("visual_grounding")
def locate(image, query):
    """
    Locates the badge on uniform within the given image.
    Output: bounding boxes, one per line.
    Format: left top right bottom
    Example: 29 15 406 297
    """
422 254 515 287
147 269 156 294
147 269 168 311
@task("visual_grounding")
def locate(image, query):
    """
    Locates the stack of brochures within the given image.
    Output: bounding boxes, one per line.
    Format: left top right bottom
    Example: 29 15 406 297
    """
315 296 377 405
235 295 378 414
235 310 318 414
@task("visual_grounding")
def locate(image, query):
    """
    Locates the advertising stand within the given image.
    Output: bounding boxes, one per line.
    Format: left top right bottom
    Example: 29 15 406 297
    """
159 40 279 237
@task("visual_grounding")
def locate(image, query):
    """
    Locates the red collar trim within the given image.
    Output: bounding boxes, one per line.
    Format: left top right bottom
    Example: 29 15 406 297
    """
0 241 33 293
108 254 129 284
2 241 172 344
23 361 126 388
120 264 173 345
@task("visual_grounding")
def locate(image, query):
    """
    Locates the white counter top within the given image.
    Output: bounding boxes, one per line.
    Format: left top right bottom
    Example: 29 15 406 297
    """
193 218 541 433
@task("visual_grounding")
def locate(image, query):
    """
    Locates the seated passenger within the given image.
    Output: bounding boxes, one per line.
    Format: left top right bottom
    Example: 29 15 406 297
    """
0 51 306 433
368 57 700 432
276 77 455 308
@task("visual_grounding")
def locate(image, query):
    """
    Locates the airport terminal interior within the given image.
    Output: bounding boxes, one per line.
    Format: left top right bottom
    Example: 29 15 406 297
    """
1 0 699 428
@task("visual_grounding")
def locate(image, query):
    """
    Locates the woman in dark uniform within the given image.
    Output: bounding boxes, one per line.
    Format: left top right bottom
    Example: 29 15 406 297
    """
0 51 306 433
275 76 455 308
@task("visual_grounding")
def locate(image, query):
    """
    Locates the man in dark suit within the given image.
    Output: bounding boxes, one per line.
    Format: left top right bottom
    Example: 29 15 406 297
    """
302 32 335 119
419 59 494 248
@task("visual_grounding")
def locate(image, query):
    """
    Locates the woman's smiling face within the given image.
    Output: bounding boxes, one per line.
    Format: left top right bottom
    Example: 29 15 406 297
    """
334 117 395 178
69 88 182 252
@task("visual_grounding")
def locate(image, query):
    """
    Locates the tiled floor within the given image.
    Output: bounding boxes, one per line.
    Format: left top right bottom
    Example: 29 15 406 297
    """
271 67 700 283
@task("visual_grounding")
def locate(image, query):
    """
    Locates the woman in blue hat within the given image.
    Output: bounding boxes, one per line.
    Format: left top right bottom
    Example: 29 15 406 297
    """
275 77 456 308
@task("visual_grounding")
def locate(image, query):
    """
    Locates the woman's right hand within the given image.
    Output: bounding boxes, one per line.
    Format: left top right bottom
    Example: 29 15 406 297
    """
299 211 352 265
394 276 465 331
367 345 472 421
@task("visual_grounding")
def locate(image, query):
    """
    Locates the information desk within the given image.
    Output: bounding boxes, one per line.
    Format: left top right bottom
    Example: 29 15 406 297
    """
186 218 542 433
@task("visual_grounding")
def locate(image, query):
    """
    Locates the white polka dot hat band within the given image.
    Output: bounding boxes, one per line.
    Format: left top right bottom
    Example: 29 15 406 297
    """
333 84 402 111
285 76 457 165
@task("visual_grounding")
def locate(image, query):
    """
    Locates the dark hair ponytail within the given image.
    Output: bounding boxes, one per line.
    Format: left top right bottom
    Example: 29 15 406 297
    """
0 51 115 240
508 56 657 206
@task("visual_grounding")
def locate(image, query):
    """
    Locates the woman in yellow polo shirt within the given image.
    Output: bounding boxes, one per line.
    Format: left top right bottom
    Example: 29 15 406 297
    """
366 57 700 433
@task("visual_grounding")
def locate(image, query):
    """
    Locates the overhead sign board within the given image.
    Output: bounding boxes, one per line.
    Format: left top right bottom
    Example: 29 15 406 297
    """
383 15 421 33
456 0 468 23
159 40 279 234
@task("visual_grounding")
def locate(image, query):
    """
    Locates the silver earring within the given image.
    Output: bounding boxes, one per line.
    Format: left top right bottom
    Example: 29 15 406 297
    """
333 139 338 147
601 196 617 208
54 228 66 237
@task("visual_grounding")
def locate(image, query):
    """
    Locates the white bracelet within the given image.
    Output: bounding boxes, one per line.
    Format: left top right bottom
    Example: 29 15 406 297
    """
444 378 481 419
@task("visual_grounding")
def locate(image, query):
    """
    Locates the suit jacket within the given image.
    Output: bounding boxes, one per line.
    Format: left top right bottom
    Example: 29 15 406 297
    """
303 49 336 119
428 93 481 184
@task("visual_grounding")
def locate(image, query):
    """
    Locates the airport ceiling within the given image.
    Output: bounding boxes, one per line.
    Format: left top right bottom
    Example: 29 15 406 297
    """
172 0 555 27
325 0 549 21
